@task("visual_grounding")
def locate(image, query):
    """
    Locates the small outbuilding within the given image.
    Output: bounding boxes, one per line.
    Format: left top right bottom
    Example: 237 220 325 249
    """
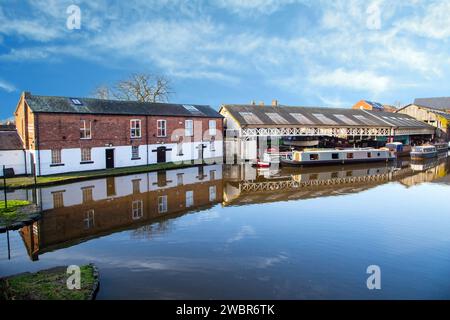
0 127 30 177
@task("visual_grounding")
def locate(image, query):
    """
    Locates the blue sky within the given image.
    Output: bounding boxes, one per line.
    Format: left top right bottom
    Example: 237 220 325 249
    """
1 0 450 120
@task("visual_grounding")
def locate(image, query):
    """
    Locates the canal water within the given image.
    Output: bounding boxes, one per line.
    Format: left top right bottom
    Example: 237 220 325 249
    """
1 157 450 299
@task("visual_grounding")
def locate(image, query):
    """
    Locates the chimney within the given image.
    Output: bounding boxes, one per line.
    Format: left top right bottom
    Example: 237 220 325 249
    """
250 100 256 105
259 101 264 106
272 99 278 107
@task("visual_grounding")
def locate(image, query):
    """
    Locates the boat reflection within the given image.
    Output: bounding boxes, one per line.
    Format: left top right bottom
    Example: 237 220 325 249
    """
19 158 450 261
223 158 449 205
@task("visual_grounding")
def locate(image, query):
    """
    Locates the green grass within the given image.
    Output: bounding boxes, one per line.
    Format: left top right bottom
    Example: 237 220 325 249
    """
1 265 96 300
0 161 202 189
0 200 31 226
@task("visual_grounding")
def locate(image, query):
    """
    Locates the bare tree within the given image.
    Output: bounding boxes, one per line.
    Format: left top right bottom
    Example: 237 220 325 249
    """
93 73 172 103
93 85 111 100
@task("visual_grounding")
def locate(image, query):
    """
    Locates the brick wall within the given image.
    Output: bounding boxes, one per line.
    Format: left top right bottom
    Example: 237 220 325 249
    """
35 113 223 150
14 95 35 149
21 180 223 255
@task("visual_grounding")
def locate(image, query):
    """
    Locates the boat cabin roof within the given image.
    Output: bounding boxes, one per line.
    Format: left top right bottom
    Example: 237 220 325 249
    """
298 148 386 154
413 145 436 150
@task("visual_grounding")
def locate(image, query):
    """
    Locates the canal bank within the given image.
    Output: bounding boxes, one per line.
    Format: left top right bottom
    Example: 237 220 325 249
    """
0 160 222 189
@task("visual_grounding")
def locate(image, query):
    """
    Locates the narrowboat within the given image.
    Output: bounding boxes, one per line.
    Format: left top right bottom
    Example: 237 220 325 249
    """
385 142 412 158
434 142 449 153
280 148 395 166
410 145 437 160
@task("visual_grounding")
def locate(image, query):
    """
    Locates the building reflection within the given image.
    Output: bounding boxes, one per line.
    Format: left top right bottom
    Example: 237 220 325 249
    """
19 157 449 261
223 158 449 206
20 165 223 261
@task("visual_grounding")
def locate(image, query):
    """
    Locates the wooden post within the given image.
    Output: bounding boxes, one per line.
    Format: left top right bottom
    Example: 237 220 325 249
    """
7 229 10 260
33 162 37 186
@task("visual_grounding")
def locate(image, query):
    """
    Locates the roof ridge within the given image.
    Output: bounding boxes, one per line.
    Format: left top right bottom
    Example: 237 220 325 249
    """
28 94 210 107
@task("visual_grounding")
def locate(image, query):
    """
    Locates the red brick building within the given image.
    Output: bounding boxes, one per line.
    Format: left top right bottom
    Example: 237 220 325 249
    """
14 92 223 176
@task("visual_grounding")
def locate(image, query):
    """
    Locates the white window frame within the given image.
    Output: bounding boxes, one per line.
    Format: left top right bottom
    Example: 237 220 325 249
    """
157 119 167 137
209 120 217 136
185 120 193 137
186 190 194 208
158 195 168 213
130 119 142 138
81 147 92 162
84 209 95 229
51 149 62 165
80 120 92 139
131 145 140 159
132 200 143 220
209 186 217 202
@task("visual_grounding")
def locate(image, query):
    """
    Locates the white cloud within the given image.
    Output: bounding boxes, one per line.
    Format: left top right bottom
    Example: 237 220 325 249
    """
395 1 450 39
0 79 16 92
1 0 450 104
213 0 303 16
309 68 392 94
227 225 256 243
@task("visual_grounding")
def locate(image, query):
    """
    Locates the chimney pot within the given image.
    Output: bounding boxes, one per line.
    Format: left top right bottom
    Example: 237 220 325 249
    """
251 100 256 105
259 101 264 106
272 99 278 107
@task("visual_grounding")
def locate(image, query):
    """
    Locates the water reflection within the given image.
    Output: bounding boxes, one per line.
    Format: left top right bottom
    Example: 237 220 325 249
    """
2 158 450 299
17 159 450 262
224 158 449 205
20 165 223 261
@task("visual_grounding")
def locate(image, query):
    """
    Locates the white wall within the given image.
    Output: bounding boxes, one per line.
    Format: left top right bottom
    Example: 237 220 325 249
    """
37 141 223 176
40 164 223 210
0 149 32 176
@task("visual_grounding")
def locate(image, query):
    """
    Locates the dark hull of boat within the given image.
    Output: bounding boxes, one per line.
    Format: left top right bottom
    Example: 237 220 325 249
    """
281 157 394 166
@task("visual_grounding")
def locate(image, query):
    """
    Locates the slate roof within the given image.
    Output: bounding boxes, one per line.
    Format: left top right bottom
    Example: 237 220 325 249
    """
0 130 24 150
430 110 450 121
24 93 223 118
364 100 384 110
221 104 433 129
414 97 450 110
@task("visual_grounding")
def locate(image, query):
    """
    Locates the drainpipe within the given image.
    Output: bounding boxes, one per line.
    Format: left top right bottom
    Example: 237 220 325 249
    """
35 113 41 176
146 115 149 166
23 149 27 175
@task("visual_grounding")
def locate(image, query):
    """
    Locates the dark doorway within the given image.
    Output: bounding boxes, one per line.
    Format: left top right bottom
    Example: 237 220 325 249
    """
157 147 166 163
105 149 115 169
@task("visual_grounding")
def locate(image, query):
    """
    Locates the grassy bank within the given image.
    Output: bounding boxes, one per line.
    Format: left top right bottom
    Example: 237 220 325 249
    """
0 161 205 189
0 264 97 300
0 200 31 226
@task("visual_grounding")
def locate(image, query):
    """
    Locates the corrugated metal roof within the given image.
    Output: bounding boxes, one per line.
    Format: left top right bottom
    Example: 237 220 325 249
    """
414 97 450 110
24 94 223 118
0 130 24 150
222 104 433 129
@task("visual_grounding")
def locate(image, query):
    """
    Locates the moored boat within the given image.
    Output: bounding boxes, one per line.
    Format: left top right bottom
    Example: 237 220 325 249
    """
410 145 437 160
280 148 395 166
385 142 412 158
434 142 449 153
